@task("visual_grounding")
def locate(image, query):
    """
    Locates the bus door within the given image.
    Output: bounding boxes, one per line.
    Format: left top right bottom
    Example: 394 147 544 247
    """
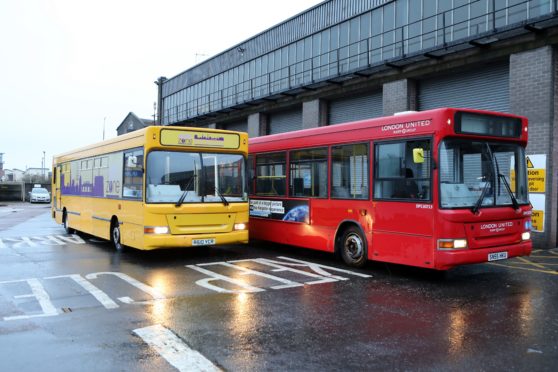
371 139 435 267
54 165 62 211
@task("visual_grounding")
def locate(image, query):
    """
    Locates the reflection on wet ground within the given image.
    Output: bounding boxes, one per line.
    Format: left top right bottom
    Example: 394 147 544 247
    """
0 205 557 371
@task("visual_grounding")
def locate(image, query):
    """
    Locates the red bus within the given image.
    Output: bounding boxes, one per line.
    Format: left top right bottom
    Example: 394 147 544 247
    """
248 108 532 270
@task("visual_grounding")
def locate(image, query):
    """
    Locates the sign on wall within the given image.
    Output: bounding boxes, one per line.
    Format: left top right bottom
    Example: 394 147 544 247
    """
526 155 546 233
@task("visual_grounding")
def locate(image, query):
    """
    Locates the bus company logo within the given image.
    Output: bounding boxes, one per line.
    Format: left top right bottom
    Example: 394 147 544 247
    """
381 119 432 135
480 221 513 233
178 134 193 145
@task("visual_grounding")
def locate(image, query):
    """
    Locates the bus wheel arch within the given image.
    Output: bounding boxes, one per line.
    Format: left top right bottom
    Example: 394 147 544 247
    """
335 221 368 268
110 216 123 251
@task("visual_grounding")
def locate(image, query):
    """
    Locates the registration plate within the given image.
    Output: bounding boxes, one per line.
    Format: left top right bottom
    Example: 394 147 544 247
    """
192 238 215 246
488 251 508 261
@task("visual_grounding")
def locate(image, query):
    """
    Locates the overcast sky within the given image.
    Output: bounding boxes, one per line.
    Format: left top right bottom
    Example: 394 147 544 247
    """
0 0 322 171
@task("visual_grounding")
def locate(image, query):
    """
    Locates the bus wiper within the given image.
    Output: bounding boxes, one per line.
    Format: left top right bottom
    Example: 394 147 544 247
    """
175 175 197 207
499 173 519 210
472 181 490 215
215 187 229 206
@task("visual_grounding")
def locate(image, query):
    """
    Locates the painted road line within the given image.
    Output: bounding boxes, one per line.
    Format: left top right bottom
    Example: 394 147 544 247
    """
516 256 547 270
133 324 220 372
488 262 558 275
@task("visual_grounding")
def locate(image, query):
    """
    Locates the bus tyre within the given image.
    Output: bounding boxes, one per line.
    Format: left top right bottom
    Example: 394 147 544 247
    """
111 222 123 251
63 211 74 234
340 226 367 268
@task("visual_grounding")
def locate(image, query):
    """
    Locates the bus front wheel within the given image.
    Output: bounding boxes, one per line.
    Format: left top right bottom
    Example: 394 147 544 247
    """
339 226 367 268
111 221 123 251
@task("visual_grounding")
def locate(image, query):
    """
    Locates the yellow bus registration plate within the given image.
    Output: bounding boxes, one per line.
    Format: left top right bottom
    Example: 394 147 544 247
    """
192 238 216 246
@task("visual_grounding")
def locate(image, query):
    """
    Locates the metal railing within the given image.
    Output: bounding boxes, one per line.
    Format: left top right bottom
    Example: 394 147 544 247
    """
163 0 557 125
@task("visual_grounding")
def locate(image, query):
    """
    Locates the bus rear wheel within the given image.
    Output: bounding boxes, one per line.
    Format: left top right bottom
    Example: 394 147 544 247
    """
339 226 367 268
63 210 74 234
111 221 123 251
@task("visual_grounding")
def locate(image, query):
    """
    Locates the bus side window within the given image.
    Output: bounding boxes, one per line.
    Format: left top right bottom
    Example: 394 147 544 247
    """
123 149 144 199
374 140 431 201
331 143 369 199
289 147 328 198
255 152 287 196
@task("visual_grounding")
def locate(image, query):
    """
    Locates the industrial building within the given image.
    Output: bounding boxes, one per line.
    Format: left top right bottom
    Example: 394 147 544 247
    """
156 0 558 249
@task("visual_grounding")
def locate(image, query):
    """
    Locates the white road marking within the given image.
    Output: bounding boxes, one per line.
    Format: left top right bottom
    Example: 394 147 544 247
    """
133 324 220 372
1 278 58 321
45 274 119 309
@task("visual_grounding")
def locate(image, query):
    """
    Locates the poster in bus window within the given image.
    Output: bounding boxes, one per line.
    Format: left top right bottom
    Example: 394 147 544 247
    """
250 199 309 224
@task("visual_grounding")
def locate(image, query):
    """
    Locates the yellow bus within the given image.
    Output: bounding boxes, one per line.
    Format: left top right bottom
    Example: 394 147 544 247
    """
52 126 249 250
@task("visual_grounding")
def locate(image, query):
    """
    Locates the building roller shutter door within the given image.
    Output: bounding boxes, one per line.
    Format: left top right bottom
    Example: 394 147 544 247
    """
328 91 383 125
269 107 302 135
223 120 247 133
418 62 510 113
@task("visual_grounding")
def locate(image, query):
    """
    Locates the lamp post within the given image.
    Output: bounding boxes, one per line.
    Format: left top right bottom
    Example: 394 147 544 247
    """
42 151 45 182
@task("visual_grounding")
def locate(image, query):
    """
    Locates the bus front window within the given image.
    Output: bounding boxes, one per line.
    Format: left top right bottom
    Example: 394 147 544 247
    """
146 151 202 203
146 151 247 204
439 139 528 209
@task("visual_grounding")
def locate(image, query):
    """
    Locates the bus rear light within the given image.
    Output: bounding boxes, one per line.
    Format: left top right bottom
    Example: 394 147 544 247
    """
521 232 531 241
234 223 247 231
438 239 468 250
144 226 169 234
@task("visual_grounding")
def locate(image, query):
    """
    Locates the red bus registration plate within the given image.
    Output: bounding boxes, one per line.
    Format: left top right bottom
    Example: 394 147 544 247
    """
488 251 508 261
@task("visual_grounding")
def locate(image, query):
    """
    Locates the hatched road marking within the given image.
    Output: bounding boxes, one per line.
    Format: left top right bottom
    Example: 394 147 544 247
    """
488 249 558 275
133 324 220 372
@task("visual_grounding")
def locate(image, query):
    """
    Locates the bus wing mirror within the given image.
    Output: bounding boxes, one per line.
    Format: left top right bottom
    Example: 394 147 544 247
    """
413 148 425 164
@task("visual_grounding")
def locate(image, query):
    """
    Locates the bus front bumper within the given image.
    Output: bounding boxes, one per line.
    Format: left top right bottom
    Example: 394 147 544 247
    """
142 230 249 250
434 241 532 270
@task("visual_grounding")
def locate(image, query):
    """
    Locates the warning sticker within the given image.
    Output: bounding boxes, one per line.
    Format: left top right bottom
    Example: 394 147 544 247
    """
526 155 546 193
530 194 545 233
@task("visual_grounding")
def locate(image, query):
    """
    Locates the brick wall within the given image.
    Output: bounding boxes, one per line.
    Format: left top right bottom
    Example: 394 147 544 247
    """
510 46 556 248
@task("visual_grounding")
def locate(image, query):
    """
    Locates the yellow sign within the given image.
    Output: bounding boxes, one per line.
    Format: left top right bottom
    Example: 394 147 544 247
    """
528 169 545 193
160 129 240 149
526 156 534 168
531 210 544 232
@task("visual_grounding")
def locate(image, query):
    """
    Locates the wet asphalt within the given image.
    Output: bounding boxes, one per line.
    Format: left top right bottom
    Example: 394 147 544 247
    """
0 202 557 371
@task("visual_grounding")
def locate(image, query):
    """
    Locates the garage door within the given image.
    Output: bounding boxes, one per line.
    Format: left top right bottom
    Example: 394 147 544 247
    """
328 91 383 125
222 120 247 133
418 62 509 113
269 107 303 135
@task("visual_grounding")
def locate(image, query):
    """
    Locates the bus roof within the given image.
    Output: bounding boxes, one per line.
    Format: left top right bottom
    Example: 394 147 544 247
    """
249 107 527 150
53 126 248 164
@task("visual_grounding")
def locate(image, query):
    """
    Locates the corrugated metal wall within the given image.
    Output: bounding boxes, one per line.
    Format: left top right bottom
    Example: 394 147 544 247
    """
328 91 383 124
163 0 392 96
418 62 510 113
269 107 303 135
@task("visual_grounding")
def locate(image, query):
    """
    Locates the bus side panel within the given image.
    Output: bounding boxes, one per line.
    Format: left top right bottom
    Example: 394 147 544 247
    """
313 199 372 252
120 200 144 249
371 232 434 268
62 195 93 235
250 218 332 252
371 202 435 268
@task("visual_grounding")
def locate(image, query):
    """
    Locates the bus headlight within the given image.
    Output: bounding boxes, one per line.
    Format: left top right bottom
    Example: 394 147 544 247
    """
521 232 531 241
438 239 468 250
144 226 170 234
234 223 247 231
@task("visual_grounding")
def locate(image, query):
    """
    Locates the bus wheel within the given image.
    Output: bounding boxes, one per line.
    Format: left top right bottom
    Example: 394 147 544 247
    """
111 222 123 251
339 226 367 268
63 210 74 234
